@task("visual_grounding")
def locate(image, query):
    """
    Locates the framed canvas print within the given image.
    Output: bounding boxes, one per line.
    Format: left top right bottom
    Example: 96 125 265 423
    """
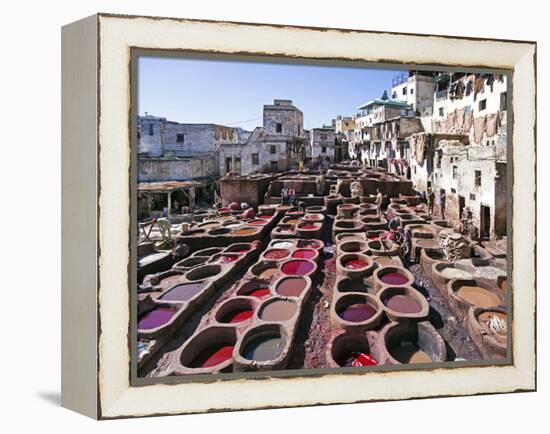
61 13 536 419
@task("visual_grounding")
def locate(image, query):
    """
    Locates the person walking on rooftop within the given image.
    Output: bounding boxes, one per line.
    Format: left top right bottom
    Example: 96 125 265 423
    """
427 187 435 216
439 189 446 220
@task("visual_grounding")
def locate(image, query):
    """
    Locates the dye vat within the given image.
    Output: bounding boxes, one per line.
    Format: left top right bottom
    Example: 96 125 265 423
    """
185 264 222 281
272 240 294 249
281 259 315 276
338 303 377 322
256 214 273 220
337 278 374 294
212 254 241 264
138 306 177 330
220 309 254 324
233 227 258 236
291 249 317 260
298 222 319 230
336 352 378 367
297 239 322 250
390 342 432 364
258 299 297 321
275 276 308 297
328 332 378 368
237 280 272 299
380 272 409 285
263 248 290 260
344 259 369 270
456 285 501 308
158 282 206 302
188 344 234 368
242 334 287 362
248 219 267 225
155 274 186 290
384 294 422 314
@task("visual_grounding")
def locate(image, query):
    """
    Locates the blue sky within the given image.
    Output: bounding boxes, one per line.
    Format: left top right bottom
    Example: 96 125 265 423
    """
138 55 406 130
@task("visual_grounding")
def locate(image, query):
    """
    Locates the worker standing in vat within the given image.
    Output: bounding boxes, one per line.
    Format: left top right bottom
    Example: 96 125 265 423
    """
375 188 383 217
156 217 172 241
439 190 446 220
288 186 296 206
280 186 288 205
427 187 435 216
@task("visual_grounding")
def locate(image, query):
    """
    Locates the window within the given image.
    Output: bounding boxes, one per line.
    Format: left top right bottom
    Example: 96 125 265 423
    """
402 87 407 95
500 92 507 112
439 107 444 117
320 133 327 140
451 188 456 193
275 123 282 133
321 146 327 153
410 88 414 94
475 170 482 187
148 123 154 136
252 153 259 165
392 92 397 99
270 161 278 171
176 133 184 143
470 193 476 201
479 99 487 111
270 145 277 154
452 165 458 179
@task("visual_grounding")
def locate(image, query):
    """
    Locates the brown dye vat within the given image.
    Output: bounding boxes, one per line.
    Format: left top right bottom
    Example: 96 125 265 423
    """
478 311 507 340
185 264 222 281
263 248 291 260
456 285 501 308
275 277 308 297
385 295 422 314
233 227 258 236
391 343 432 364
259 267 279 280
285 218 301 225
209 227 231 236
251 261 281 281
258 299 297 321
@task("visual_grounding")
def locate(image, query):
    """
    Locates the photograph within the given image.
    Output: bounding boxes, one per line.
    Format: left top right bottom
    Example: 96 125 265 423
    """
133 54 510 378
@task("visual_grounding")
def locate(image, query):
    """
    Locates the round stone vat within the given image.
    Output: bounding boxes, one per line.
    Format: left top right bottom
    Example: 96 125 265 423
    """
338 240 369 255
419 249 447 278
236 278 272 299
197 221 221 229
408 224 435 239
247 219 267 226
214 296 257 325
332 292 383 330
172 256 209 271
447 279 503 319
232 226 260 237
296 221 322 238
181 227 205 236
158 280 209 303
303 213 325 222
250 261 280 281
257 297 299 322
373 266 414 291
333 220 361 231
367 239 399 256
137 303 185 339
305 205 327 214
363 218 388 231
273 275 310 298
377 286 429 322
470 244 493 266
335 232 367 243
336 277 375 294
261 248 291 261
366 229 389 240
337 253 375 279
192 247 224 257
208 227 231 236
270 240 295 250
432 219 452 230
467 307 507 359
296 239 324 251
272 224 296 237
280 258 317 277
381 321 446 365
431 262 474 293
258 205 277 215
185 264 223 282
327 332 378 368
209 253 243 265
291 248 319 261
281 216 302 225
234 323 291 370
337 203 359 218
176 326 237 374
224 243 253 254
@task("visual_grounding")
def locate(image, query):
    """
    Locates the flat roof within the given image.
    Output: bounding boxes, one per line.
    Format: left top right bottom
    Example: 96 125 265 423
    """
357 98 411 110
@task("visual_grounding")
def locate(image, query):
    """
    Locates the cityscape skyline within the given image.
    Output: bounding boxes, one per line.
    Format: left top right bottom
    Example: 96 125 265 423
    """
138 55 406 130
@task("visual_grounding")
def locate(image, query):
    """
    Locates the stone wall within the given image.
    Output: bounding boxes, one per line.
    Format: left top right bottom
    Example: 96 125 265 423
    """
138 155 217 182
219 175 274 207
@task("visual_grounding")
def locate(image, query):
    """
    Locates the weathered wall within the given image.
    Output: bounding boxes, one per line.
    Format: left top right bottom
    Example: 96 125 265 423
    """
310 128 336 161
137 155 217 182
219 176 274 207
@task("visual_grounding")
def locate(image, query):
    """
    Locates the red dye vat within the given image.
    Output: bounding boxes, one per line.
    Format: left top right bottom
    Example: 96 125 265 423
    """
248 288 271 299
256 214 272 220
281 260 315 276
138 307 177 330
338 303 377 322
337 352 378 367
190 344 234 368
344 259 368 270
380 272 409 285
248 219 266 225
223 309 254 323
292 249 317 260
299 223 318 230
299 240 321 249
264 249 290 260
304 214 323 221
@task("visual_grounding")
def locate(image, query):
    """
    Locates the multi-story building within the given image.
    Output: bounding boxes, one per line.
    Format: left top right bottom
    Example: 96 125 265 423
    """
391 71 436 117
310 127 336 162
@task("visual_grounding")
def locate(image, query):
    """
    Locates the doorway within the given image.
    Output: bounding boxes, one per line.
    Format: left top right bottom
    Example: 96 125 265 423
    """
458 195 465 219
480 204 491 239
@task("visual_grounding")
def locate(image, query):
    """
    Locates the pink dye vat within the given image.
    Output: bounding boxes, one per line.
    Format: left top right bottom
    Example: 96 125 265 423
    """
264 249 290 260
256 214 272 220
380 272 409 285
344 259 369 270
247 288 271 299
138 306 177 330
223 309 254 323
299 223 319 230
338 303 377 322
281 259 315 276
292 249 317 260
